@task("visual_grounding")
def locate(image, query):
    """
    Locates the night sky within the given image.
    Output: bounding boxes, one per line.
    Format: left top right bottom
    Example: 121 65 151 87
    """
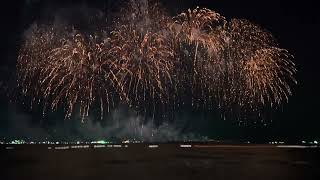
0 0 319 142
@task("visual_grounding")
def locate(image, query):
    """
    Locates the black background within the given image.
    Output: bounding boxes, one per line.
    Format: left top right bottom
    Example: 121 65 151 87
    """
0 0 319 142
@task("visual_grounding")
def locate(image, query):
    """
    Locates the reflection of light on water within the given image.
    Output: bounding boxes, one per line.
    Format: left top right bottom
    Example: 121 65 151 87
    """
1 139 320 148
55 146 70 150
71 145 90 149
180 144 192 148
93 145 105 148
276 145 319 149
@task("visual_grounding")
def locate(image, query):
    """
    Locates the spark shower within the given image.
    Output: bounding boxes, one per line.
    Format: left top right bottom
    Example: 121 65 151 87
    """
16 1 297 122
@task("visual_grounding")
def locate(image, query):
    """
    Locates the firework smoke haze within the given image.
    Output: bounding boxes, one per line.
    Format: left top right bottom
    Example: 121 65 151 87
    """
16 0 296 123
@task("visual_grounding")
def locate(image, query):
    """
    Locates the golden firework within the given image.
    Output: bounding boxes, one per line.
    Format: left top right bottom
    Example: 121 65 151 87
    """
170 7 226 108
109 1 176 116
18 25 122 121
17 2 297 121
222 19 297 110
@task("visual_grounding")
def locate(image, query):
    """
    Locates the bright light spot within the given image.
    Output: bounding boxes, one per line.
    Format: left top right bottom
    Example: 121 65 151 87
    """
148 145 159 148
180 144 192 148
123 140 130 144
91 140 110 144
94 145 105 148
55 146 70 150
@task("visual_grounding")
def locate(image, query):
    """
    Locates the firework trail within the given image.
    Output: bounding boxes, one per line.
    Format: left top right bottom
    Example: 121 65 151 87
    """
17 1 296 122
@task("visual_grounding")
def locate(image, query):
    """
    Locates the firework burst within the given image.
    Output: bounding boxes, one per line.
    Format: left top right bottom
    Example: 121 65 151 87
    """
170 7 227 108
221 19 297 109
18 25 123 121
109 1 176 117
16 1 297 122
17 24 58 109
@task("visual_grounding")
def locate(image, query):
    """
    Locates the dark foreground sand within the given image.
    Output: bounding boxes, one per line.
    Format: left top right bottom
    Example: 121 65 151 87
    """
1 144 320 180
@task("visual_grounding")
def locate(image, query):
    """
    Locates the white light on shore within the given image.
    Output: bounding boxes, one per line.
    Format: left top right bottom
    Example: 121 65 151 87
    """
148 145 159 148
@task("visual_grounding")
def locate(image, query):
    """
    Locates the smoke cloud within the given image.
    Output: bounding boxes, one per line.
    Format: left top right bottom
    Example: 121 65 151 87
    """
1 105 208 142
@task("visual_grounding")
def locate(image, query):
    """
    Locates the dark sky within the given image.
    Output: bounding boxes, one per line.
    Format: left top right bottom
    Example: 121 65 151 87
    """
0 0 319 142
